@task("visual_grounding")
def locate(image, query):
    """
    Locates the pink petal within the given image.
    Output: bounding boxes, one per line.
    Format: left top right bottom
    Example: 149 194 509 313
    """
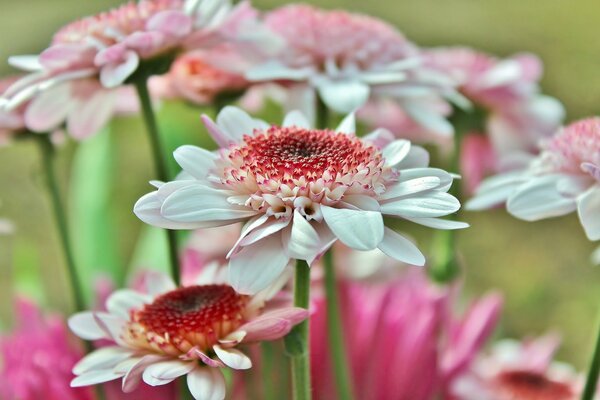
147 10 193 38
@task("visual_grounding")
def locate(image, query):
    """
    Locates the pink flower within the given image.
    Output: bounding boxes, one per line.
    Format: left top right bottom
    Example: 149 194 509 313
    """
0 298 94 400
426 47 565 192
467 117 600 242
452 335 581 400
68 269 307 400
310 271 502 400
1 0 255 139
247 4 454 131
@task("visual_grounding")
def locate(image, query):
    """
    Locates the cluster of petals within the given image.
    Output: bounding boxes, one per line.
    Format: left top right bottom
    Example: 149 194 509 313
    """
467 117 600 243
453 335 581 400
134 106 466 294
426 47 565 191
0 0 256 139
247 4 456 133
0 298 94 400
68 268 307 400
310 270 502 400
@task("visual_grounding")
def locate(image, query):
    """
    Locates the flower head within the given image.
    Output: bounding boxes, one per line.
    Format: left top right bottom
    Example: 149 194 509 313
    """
453 335 580 400
467 117 600 241
68 269 307 400
134 106 466 294
0 299 93 400
247 4 454 123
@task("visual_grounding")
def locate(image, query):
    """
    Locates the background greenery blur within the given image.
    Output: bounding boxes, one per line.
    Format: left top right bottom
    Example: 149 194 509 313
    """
1 0 599 368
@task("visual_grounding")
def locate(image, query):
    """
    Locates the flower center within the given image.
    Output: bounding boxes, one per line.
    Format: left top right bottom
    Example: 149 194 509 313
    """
125 285 250 355
53 0 182 45
495 370 575 400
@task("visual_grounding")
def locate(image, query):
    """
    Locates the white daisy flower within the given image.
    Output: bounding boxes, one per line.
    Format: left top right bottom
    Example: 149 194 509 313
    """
134 106 466 294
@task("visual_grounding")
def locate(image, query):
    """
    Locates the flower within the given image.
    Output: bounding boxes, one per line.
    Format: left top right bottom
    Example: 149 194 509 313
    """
467 117 600 242
310 270 502 400
0 0 254 139
134 106 466 294
426 47 565 192
452 335 580 400
0 298 94 400
151 48 249 105
68 269 307 400
247 4 454 129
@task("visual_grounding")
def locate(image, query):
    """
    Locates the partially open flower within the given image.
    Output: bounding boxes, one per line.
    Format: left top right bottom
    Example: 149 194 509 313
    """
453 335 580 400
134 106 466 294
68 270 307 400
467 117 600 242
247 4 455 130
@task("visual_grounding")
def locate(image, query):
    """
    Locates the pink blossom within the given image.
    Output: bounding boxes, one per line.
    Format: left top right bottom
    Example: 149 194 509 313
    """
0 298 94 400
310 271 502 400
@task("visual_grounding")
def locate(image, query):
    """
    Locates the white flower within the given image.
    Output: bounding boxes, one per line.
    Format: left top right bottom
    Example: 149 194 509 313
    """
134 106 466 294
68 269 307 400
467 117 600 242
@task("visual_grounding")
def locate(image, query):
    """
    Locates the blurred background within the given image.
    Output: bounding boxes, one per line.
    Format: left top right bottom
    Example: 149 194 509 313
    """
0 0 599 368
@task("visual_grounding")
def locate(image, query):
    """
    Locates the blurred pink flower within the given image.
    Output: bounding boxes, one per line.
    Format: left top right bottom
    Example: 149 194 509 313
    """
452 334 580 400
1 0 257 139
426 47 565 193
248 4 455 131
310 271 502 400
0 298 94 400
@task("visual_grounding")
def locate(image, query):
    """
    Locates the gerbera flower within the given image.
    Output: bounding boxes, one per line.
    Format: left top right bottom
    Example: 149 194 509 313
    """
467 117 600 242
452 335 580 400
0 298 94 400
0 0 256 138
134 106 466 294
247 4 454 131
68 269 307 400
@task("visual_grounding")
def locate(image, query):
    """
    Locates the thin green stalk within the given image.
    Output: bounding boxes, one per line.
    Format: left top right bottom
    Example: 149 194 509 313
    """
262 342 277 400
316 96 329 130
36 135 86 312
284 260 311 400
582 316 600 400
133 76 181 285
323 250 354 400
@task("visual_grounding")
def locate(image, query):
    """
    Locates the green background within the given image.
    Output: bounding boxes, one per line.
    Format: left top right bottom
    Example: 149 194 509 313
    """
0 0 599 368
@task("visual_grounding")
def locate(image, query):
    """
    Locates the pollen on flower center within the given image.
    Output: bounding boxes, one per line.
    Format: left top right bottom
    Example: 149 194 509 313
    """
125 285 250 355
495 370 575 400
230 127 383 181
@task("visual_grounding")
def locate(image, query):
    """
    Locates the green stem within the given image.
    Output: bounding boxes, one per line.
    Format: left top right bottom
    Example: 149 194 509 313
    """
284 260 312 400
323 250 354 400
582 316 600 400
36 136 86 312
316 96 329 130
262 342 277 400
133 76 181 285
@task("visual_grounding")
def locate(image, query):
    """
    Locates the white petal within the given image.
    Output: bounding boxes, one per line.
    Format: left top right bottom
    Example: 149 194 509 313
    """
106 290 150 319
577 186 600 240
213 345 252 370
216 106 268 143
379 177 441 200
317 79 370 114
8 55 42 71
381 192 460 218
187 368 226 400
238 217 290 248
120 355 167 393
342 195 381 211
466 171 525 211
143 360 196 386
507 175 576 221
283 110 311 129
99 51 140 88
67 90 116 139
284 211 321 261
71 370 123 387
68 312 109 340
321 206 384 250
402 101 454 137
73 347 134 375
377 227 425 266
246 60 313 81
395 145 430 169
229 234 290 295
382 139 411 167
144 271 176 296
24 83 74 132
173 145 217 180
403 217 469 230
335 113 356 135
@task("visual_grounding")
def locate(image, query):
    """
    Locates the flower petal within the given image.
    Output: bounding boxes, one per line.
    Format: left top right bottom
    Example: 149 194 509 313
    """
238 308 309 342
317 79 370 114
321 206 384 250
143 360 196 386
381 192 460 218
507 175 576 221
577 185 600 240
216 106 268 144
146 10 193 37
379 177 441 201
71 370 123 387
73 347 134 375
377 227 425 266
68 312 109 340
99 50 140 88
283 110 311 129
106 289 151 319
187 368 226 400
173 145 217 180
382 139 411 167
403 217 469 230
120 355 167 393
213 345 252 370
24 83 73 132
335 112 356 135
284 210 322 262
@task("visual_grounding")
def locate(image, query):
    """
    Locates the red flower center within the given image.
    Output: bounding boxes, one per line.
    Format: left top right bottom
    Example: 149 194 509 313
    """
496 370 575 400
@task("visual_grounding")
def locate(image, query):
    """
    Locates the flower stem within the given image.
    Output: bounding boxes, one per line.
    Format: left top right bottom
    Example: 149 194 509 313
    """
132 76 181 286
323 250 354 400
284 260 312 400
36 135 86 312
582 316 600 400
